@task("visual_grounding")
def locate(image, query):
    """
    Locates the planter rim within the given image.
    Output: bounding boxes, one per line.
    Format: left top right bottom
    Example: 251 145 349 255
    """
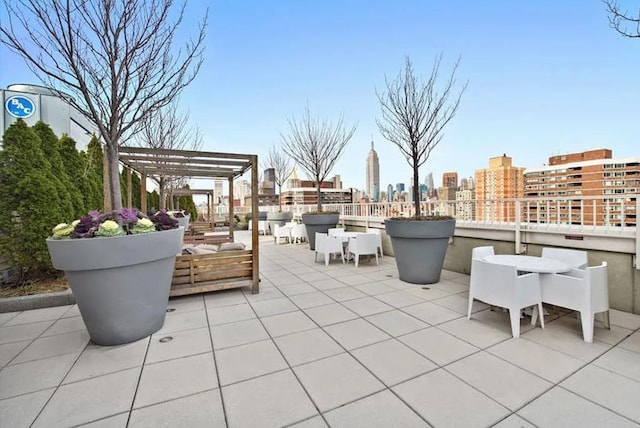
47 227 183 271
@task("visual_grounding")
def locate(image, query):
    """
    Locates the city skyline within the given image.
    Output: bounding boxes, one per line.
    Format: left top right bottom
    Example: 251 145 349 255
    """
1 0 637 189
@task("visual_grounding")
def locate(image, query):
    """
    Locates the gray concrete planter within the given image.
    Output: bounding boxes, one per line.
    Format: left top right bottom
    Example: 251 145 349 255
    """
46 228 183 346
385 218 455 284
302 213 340 250
267 211 293 234
176 214 190 232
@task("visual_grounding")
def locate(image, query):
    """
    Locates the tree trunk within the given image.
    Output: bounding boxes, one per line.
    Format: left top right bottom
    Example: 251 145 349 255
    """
107 145 122 211
413 163 420 218
278 183 282 211
159 177 166 210
316 180 322 212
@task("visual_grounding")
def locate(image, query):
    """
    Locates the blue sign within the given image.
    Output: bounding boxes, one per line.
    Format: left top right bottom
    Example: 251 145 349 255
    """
5 95 36 119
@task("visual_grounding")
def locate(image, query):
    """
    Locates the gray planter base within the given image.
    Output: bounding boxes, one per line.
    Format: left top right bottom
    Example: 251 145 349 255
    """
47 228 182 346
302 213 340 250
385 218 455 284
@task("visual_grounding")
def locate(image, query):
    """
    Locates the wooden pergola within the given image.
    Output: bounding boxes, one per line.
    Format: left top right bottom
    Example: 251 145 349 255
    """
118 146 259 293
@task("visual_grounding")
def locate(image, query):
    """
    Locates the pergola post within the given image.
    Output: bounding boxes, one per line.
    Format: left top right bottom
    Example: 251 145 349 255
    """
141 173 147 213
126 167 132 208
251 155 259 294
228 176 234 241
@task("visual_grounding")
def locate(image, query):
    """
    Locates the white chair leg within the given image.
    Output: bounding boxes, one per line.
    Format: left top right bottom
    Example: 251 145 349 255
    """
531 306 538 326
467 296 473 320
537 303 545 329
354 254 359 268
509 308 521 338
580 312 594 343
314 251 318 263
374 253 379 266
324 253 330 266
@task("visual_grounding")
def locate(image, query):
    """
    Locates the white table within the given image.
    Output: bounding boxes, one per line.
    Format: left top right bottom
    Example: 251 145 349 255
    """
483 255 571 274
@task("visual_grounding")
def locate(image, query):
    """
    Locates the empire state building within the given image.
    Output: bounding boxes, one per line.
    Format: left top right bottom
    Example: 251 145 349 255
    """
366 140 380 201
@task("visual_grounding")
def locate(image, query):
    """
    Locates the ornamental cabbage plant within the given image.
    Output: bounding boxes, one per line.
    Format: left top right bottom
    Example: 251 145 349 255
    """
51 209 178 239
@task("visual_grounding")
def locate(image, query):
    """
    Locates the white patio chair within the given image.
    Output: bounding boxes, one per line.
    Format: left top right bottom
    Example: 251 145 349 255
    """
472 246 494 260
541 247 588 269
327 227 345 237
347 233 379 267
291 223 307 243
468 259 544 338
314 232 345 266
532 261 609 343
273 224 290 245
366 227 383 259
258 220 270 235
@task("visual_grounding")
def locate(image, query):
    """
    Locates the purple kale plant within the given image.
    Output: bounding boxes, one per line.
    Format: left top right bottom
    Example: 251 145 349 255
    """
149 209 179 231
70 215 99 238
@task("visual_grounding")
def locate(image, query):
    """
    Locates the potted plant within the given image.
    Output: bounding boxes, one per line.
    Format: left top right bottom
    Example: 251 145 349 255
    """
265 144 294 231
281 106 356 250
376 55 467 284
46 209 182 345
168 209 190 232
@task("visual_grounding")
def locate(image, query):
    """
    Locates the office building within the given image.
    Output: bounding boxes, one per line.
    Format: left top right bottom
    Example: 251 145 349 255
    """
524 149 639 226
442 172 458 189
281 172 352 206
2 84 97 149
387 184 394 202
455 189 475 221
366 140 380 201
475 154 525 222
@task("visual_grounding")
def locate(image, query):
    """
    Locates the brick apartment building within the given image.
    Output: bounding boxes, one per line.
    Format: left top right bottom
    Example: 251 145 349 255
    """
475 154 525 222
524 149 639 227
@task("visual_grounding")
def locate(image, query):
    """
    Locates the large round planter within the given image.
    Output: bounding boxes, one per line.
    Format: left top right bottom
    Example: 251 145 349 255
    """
385 218 455 284
46 228 183 346
267 211 293 234
247 211 268 221
176 214 190 233
302 213 340 250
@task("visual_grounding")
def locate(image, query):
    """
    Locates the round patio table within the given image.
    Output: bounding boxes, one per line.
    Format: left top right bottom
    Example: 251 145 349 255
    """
483 255 571 274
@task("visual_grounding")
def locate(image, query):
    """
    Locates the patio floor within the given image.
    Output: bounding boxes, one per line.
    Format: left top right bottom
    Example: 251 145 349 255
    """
1 231 639 427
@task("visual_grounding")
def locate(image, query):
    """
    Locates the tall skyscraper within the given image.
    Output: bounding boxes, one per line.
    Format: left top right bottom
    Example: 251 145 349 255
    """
396 183 405 194
475 154 525 222
424 172 434 191
387 184 394 202
366 140 380 201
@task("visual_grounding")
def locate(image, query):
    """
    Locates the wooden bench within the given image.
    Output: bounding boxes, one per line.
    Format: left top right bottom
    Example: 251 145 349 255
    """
171 250 254 297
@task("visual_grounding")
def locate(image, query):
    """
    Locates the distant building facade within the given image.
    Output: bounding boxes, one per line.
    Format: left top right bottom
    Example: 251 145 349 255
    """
524 149 639 227
475 154 525 222
442 172 458 188
281 171 352 206
1 84 97 149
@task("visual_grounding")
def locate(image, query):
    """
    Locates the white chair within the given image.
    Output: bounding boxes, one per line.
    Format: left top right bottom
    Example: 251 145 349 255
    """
258 220 270 235
314 232 345 266
291 223 307 243
273 224 290 245
366 228 383 259
468 259 545 338
541 247 588 269
472 246 494 260
347 233 379 268
327 227 345 237
532 262 609 343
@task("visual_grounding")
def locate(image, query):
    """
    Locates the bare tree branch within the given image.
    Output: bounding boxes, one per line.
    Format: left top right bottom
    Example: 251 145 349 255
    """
604 0 640 38
1 0 208 210
281 106 357 212
376 55 467 218
133 101 203 209
263 145 293 211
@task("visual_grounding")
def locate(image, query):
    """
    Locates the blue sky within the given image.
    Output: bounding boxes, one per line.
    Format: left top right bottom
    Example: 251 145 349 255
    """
1 0 638 191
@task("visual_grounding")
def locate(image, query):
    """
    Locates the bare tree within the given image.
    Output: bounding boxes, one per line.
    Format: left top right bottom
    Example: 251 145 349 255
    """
281 107 356 212
134 102 203 210
1 0 207 211
376 55 467 218
605 0 640 38
263 145 293 211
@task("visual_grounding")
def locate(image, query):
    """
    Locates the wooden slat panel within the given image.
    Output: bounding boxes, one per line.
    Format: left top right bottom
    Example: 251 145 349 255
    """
173 259 252 276
170 278 252 297
172 268 252 285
